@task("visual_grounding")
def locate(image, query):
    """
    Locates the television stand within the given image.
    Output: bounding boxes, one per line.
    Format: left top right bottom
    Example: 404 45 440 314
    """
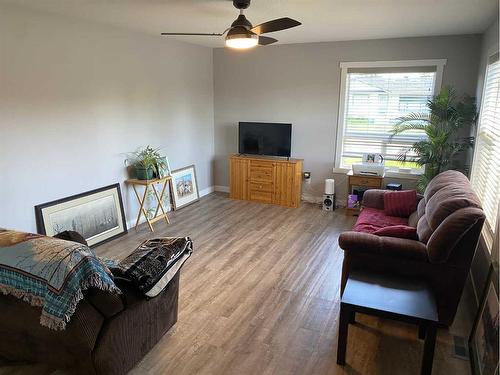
229 154 303 208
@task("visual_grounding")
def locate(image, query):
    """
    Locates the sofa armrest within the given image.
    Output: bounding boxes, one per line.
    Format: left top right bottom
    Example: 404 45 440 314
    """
361 189 387 210
338 231 428 261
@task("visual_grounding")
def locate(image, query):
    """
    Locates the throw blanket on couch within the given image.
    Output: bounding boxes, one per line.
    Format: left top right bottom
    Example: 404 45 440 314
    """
110 237 192 297
0 229 120 330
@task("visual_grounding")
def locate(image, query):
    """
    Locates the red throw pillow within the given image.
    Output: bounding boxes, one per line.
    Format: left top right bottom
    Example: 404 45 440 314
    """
384 190 417 217
373 225 418 240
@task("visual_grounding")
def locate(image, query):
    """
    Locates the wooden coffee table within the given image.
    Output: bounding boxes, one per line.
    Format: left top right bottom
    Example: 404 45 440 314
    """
337 271 439 375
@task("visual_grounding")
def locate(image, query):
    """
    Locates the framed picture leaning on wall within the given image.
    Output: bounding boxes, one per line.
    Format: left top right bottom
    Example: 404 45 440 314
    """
469 261 499 375
170 165 199 210
35 183 127 247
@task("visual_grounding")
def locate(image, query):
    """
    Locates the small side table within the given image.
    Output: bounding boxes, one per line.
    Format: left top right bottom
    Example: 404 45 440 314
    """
346 170 384 215
126 177 171 232
337 271 439 375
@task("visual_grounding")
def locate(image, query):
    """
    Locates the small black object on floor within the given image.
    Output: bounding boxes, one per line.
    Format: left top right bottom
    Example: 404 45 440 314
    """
337 271 439 375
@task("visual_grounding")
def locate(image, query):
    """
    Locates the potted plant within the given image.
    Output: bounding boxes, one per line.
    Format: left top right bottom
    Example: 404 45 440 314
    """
391 87 477 192
126 146 164 180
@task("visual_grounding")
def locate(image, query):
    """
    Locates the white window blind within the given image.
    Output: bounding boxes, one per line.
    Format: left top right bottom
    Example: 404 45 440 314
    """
471 54 500 249
338 67 437 169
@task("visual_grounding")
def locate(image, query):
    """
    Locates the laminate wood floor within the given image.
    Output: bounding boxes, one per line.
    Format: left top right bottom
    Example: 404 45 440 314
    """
0 193 472 375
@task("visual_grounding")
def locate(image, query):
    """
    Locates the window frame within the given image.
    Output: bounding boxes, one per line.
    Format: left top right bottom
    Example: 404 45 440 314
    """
470 52 500 253
334 59 447 175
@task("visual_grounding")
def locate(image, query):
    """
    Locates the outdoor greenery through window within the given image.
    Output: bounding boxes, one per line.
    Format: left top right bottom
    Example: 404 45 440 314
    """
339 69 437 170
471 54 500 250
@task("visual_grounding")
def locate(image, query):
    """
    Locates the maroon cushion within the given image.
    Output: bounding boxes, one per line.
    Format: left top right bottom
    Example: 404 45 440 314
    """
373 225 418 240
384 190 417 218
353 207 408 234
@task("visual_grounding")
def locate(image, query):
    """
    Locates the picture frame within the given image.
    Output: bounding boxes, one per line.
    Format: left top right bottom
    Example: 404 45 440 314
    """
469 261 499 375
170 165 199 210
157 156 171 178
362 153 384 164
35 183 127 247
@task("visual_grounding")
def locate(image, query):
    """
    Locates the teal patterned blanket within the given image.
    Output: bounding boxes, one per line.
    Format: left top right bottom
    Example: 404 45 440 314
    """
0 229 120 330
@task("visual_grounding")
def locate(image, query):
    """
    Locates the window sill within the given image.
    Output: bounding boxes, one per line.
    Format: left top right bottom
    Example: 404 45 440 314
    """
332 167 422 180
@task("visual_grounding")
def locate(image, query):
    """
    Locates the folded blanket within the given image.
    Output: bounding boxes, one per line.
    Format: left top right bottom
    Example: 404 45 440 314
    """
0 229 120 330
110 237 192 297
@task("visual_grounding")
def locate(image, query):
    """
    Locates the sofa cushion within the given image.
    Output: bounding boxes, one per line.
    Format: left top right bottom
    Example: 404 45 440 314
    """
425 186 481 231
427 207 485 263
384 190 417 217
416 215 434 244
424 170 469 201
353 207 408 234
373 225 418 240
339 231 428 261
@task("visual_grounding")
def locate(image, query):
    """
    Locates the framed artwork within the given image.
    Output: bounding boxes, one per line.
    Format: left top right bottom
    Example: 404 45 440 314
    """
35 184 127 247
157 156 171 178
170 165 199 210
469 262 499 375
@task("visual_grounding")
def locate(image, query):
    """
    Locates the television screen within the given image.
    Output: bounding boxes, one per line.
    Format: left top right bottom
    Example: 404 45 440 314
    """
238 122 292 157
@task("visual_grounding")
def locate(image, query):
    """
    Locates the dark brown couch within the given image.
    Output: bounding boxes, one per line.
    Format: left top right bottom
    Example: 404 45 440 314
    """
339 170 485 326
0 271 180 374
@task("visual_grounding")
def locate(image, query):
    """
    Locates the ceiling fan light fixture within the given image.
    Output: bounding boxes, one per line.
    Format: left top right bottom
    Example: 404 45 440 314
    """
225 29 258 49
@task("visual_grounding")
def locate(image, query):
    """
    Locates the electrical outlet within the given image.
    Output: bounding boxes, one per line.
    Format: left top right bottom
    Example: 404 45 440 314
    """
303 172 311 184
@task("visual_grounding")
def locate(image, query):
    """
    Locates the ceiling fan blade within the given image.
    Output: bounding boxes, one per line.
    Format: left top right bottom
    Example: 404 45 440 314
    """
258 36 278 46
161 32 223 36
251 17 301 35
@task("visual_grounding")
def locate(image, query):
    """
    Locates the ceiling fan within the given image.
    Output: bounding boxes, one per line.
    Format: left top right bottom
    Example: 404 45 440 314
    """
161 0 301 49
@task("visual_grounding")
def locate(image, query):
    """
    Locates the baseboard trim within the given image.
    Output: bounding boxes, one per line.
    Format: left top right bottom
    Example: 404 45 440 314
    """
199 186 215 197
215 185 230 193
301 194 322 204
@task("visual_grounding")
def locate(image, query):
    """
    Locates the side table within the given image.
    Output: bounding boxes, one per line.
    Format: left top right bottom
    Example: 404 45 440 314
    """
337 271 439 375
346 170 384 215
126 177 171 232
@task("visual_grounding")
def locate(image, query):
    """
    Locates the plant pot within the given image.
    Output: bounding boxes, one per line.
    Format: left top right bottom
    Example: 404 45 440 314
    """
135 166 154 180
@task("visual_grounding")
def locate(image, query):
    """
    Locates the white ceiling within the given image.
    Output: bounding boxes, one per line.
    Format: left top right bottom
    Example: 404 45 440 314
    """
4 0 499 48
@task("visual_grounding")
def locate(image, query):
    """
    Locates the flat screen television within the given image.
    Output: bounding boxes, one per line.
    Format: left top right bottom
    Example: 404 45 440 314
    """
238 122 292 157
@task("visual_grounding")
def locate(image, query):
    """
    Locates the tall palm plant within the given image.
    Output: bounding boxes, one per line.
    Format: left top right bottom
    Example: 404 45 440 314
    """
392 87 477 192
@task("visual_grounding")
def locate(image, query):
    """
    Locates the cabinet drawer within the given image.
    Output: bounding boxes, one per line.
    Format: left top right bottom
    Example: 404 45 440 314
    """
250 190 272 203
349 175 382 187
250 170 273 182
250 160 274 169
250 165 273 182
250 182 273 193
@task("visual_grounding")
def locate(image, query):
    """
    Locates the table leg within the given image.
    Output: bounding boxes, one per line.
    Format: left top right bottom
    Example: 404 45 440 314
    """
337 303 350 365
151 181 170 224
421 323 437 375
135 185 154 232
418 323 427 340
349 311 356 324
132 184 154 231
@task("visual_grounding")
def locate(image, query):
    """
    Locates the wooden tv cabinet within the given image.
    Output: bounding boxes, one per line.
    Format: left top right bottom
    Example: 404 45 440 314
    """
229 155 303 208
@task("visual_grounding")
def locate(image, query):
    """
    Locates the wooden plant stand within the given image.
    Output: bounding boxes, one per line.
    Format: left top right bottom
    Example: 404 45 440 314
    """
126 177 171 232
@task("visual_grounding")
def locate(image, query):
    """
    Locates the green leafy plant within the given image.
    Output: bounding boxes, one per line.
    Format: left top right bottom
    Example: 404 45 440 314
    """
125 146 165 180
391 87 477 192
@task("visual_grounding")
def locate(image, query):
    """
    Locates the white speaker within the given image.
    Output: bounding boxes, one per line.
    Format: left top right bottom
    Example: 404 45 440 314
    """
323 194 335 211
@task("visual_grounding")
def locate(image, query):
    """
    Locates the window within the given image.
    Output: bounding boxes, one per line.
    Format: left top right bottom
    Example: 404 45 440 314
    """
335 60 446 171
471 53 500 250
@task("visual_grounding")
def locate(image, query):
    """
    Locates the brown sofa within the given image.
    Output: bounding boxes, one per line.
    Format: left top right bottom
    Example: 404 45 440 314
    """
339 170 485 326
0 270 180 374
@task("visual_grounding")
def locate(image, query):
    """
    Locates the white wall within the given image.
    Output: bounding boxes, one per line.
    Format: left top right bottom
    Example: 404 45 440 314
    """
0 4 214 232
213 35 482 199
